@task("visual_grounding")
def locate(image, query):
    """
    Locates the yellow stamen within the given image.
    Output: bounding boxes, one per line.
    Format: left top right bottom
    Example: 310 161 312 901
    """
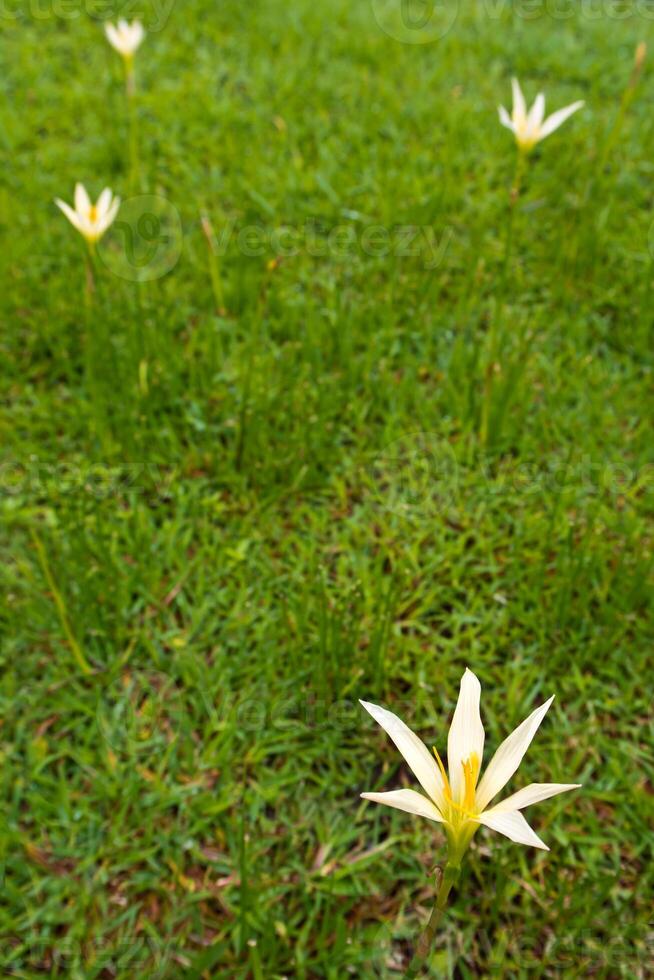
89 205 98 223
433 749 468 817
432 747 452 801
462 752 480 813
433 748 481 821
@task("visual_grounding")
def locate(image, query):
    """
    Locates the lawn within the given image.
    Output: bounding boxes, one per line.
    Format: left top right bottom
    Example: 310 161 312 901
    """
1 0 653 976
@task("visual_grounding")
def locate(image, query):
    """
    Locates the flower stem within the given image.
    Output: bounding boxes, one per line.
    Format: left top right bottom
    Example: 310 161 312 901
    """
125 57 135 99
84 242 96 307
479 148 526 449
404 862 460 978
125 57 139 192
500 148 526 294
83 243 97 399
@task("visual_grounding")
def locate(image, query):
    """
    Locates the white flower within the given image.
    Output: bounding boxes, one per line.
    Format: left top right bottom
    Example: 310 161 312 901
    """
105 19 145 59
499 78 584 152
55 184 120 245
360 669 580 853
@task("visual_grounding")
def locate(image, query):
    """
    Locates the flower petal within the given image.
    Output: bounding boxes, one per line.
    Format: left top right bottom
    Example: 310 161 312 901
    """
96 187 113 219
359 700 446 811
131 21 145 49
539 101 585 140
475 696 554 812
484 782 581 814
498 105 514 132
361 789 444 823
105 22 120 50
478 809 548 850
105 195 120 227
97 197 120 238
55 198 84 236
74 183 90 215
447 668 484 804
527 93 546 132
511 78 526 126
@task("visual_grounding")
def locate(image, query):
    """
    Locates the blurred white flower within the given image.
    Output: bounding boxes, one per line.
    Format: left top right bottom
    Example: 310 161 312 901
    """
499 79 584 152
360 668 580 855
55 184 120 245
105 19 145 60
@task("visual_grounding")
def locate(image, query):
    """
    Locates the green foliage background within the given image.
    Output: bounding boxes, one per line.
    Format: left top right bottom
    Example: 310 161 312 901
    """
1 0 653 975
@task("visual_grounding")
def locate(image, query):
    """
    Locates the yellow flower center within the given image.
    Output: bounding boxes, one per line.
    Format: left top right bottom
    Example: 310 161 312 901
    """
515 121 539 152
89 205 98 224
433 748 481 824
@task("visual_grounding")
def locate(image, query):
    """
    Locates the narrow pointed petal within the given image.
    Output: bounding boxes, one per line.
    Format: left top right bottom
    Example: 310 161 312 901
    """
97 197 120 238
498 105 514 132
95 187 112 214
359 700 446 810
478 809 549 850
475 696 554 812
539 101 584 140
483 782 581 814
55 198 84 236
74 183 90 214
528 93 546 131
105 23 120 49
361 789 444 823
131 22 145 48
96 188 113 218
105 196 120 228
447 668 484 803
511 78 526 125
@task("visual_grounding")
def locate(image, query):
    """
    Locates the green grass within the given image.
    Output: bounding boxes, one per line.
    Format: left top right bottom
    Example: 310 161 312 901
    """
1 0 654 976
